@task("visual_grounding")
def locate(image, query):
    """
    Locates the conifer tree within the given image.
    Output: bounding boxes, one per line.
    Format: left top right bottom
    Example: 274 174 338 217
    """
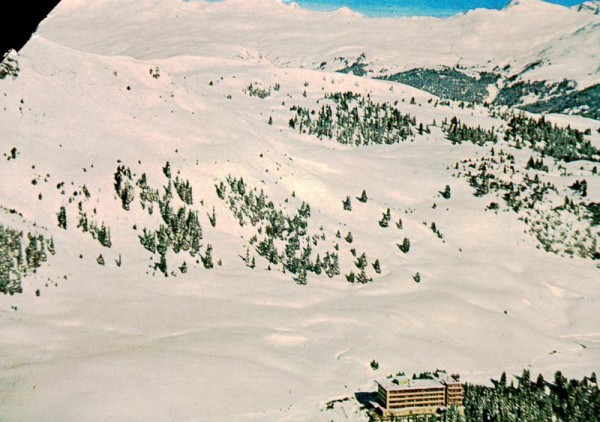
208 206 217 227
47 238 56 255
398 237 411 253
119 181 135 210
156 253 168 276
215 181 226 200
396 218 403 229
139 229 157 253
441 185 451 199
342 196 352 211
372 259 381 274
294 266 307 285
202 244 214 269
355 253 367 271
174 176 193 205
357 190 368 203
313 254 322 275
57 206 67 230
97 223 112 248
345 271 355 283
324 252 340 278
180 261 188 274
356 267 372 284
163 161 172 179
379 208 391 228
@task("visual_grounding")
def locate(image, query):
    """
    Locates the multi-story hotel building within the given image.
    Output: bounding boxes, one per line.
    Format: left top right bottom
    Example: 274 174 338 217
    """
374 375 464 418
445 380 464 407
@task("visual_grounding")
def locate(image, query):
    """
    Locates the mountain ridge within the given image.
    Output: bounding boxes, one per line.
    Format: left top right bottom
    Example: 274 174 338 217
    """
36 0 600 116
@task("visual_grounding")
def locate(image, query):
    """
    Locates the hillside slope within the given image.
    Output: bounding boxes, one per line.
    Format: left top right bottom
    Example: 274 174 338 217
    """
35 0 600 119
0 0 599 421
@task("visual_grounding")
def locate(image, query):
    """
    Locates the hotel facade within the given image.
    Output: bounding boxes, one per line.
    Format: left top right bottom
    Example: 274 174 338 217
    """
375 375 464 418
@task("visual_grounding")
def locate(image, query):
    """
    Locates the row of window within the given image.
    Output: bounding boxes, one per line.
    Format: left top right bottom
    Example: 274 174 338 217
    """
388 394 443 399
389 399 445 404
389 402 444 409
388 387 444 393
388 393 445 400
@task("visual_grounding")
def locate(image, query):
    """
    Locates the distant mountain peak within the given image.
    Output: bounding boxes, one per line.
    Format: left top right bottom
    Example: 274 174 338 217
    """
503 0 559 10
334 6 363 18
574 0 600 14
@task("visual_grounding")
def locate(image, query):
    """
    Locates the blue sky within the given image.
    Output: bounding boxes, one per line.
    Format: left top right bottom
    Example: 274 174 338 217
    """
282 0 583 17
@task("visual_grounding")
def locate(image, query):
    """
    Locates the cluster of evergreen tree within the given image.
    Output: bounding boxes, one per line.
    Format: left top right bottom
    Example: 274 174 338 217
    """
136 173 160 213
381 67 496 104
471 158 547 208
464 370 599 421
521 83 600 121
218 175 340 284
454 149 599 258
149 67 160 79
494 79 573 108
142 181 203 275
457 150 558 211
525 156 549 172
174 176 193 205
77 203 112 248
492 78 600 120
345 251 372 284
442 116 498 146
0 54 19 80
289 92 417 146
443 114 598 164
585 202 600 227
0 224 54 294
244 83 271 99
569 179 588 197
117 162 210 276
336 53 369 76
504 115 599 162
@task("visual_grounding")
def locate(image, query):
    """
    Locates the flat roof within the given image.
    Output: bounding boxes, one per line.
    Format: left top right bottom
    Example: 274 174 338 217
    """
377 377 445 391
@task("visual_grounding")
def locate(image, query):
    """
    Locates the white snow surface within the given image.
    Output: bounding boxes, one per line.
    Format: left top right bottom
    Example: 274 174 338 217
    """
0 0 599 421
42 0 600 87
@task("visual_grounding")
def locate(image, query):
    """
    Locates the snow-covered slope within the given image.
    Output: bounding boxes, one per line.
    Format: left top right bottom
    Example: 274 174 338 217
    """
39 0 600 88
575 0 600 14
0 0 599 421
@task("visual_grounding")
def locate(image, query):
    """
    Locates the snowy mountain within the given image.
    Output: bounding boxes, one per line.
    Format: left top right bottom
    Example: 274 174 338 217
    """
575 0 600 14
37 0 600 118
0 0 599 420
